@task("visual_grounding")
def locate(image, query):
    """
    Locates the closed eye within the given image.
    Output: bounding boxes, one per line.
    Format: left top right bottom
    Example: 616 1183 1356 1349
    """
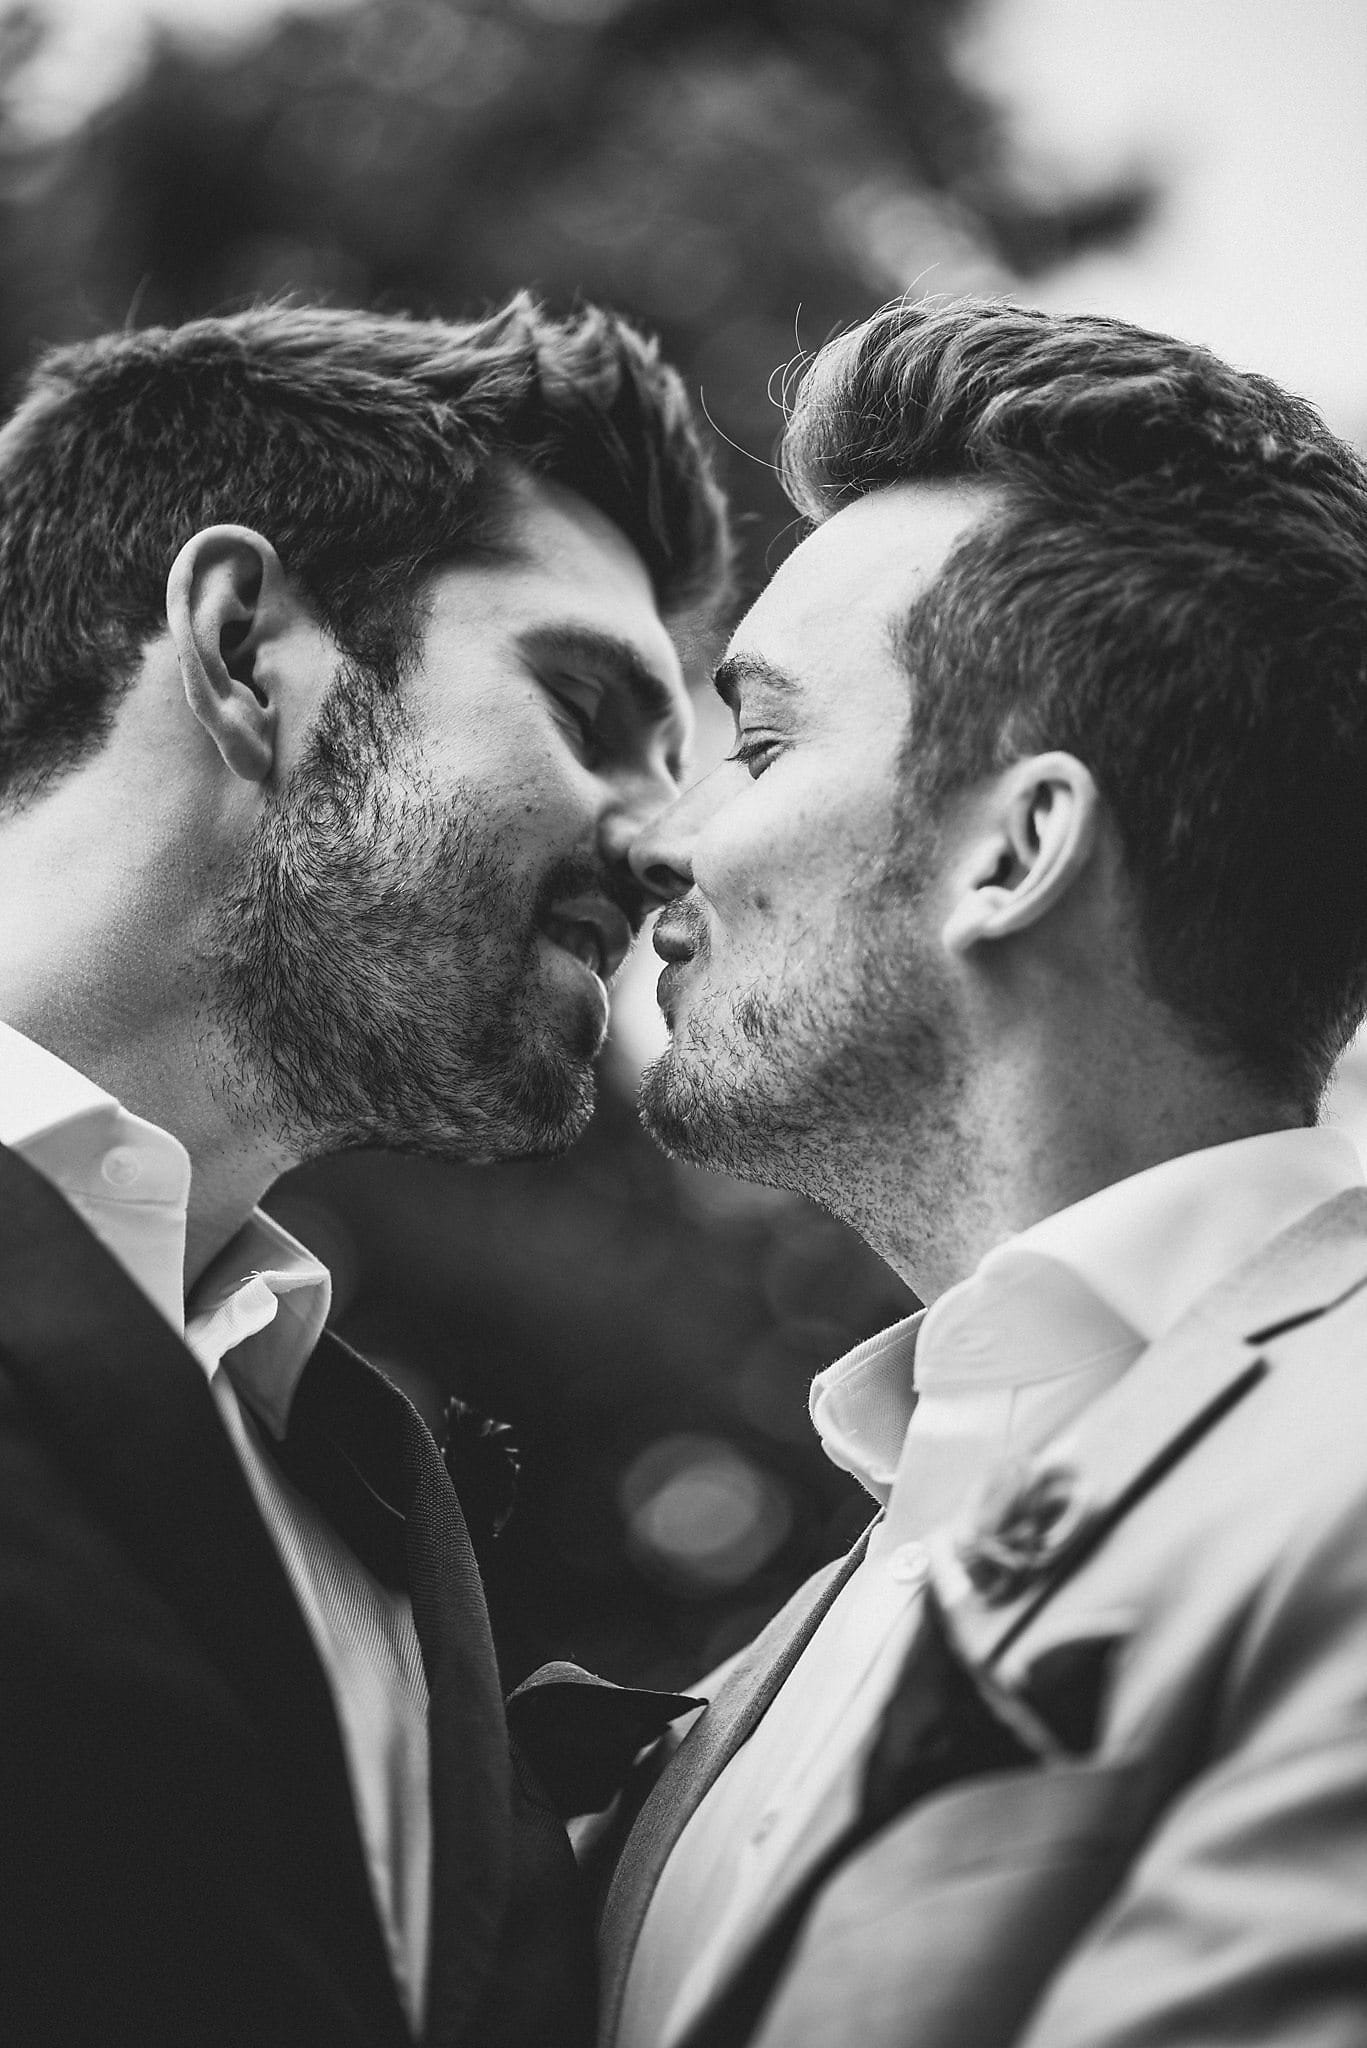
547 679 603 760
521 623 689 780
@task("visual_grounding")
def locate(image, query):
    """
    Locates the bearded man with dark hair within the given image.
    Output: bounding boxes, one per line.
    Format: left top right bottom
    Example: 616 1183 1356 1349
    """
602 299 1367 2048
0 296 728 2048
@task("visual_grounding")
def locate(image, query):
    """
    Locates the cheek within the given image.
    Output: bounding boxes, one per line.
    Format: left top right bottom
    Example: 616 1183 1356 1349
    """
421 698 585 819
473 756 596 852
701 817 848 920
696 808 803 923
694 765 894 938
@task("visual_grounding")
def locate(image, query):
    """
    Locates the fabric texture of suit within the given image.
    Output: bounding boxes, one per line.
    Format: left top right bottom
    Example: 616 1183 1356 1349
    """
600 1188 1367 2048
0 1140 687 2047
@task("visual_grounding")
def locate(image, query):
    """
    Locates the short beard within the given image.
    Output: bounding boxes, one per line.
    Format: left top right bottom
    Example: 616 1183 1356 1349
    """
641 973 839 1187
638 804 960 1227
207 668 600 1165
640 912 952 1208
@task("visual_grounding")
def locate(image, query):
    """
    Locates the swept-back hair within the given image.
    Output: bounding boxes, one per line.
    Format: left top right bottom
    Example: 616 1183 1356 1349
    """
781 296 1367 1112
0 294 730 801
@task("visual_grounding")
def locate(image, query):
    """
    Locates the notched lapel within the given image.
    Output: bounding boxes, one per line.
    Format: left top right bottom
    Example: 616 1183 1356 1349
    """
929 1321 1265 1678
934 1187 1367 1675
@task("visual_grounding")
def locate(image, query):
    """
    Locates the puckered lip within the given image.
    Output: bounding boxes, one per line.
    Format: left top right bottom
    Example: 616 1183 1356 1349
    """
651 912 698 964
541 896 634 982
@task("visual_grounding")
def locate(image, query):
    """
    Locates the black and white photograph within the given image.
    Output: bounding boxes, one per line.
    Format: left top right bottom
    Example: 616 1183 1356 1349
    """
1 1 1366 2042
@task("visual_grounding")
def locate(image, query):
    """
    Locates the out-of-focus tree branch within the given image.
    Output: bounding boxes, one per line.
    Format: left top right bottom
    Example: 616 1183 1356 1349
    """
0 0 1149 579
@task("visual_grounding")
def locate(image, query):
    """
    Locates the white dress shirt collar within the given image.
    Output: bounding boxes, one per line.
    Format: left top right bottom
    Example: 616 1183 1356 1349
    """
0 1018 330 1412
811 1125 1364 1504
188 1208 332 1421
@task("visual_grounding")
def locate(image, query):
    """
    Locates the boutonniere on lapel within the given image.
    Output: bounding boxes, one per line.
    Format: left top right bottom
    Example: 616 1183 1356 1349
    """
437 1394 521 1561
926 1456 1128 1760
956 1453 1100 1606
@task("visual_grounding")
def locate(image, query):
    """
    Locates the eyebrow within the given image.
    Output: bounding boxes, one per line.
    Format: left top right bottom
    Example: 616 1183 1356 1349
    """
518 624 689 771
711 651 802 711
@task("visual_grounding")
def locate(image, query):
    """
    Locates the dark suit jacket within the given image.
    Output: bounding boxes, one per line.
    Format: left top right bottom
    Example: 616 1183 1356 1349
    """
0 1139 515 2047
600 1189 1367 2048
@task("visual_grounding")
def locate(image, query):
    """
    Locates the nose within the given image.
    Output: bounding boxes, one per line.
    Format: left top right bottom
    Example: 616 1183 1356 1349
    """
622 768 726 904
593 757 682 895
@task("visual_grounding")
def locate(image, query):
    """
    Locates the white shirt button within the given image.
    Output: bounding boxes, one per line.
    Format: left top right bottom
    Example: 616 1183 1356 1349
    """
889 1541 930 1589
100 1145 143 1189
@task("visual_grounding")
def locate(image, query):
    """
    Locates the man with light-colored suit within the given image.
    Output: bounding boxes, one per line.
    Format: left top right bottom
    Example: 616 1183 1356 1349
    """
607 297 1367 2046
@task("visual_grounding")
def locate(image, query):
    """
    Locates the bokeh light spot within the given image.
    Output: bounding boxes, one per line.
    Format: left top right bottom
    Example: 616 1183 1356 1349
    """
620 1433 793 1594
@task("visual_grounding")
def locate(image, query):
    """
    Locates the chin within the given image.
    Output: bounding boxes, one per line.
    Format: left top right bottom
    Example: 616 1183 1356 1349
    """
639 1024 833 1194
638 1043 733 1166
509 1065 599 1159
342 1028 601 1165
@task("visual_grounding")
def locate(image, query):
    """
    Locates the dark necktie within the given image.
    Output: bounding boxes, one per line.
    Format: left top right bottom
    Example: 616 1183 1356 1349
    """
267 1336 513 2048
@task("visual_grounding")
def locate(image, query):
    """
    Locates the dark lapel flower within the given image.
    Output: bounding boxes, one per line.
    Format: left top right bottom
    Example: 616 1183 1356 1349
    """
956 1455 1097 1605
438 1395 521 1558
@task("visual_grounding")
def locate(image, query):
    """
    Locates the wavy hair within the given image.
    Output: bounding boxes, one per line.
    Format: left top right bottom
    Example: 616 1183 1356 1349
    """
0 294 730 801
781 297 1367 1111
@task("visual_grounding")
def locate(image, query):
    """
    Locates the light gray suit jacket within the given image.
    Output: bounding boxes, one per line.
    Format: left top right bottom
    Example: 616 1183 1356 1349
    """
598 1189 1367 2047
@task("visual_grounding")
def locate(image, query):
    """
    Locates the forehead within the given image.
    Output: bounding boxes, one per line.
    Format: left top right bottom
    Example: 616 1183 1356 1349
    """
732 480 998 699
451 474 676 650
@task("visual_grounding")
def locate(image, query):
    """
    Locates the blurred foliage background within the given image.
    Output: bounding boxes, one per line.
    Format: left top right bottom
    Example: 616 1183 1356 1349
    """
0 0 1148 1685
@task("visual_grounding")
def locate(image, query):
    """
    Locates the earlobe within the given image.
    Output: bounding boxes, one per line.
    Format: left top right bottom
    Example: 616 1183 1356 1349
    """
166 524 290 785
942 754 1100 957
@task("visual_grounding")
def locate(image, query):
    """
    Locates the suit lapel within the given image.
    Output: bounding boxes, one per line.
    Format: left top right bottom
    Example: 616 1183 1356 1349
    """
598 1524 874 2048
623 1188 1367 2048
0 1143 411 2044
935 1187 1367 1673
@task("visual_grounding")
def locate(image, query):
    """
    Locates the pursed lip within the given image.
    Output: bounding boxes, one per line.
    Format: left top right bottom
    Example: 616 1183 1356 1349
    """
651 911 699 964
542 896 635 981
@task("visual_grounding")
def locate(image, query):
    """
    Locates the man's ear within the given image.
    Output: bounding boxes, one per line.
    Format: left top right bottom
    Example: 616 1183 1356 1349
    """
166 524 293 784
941 752 1101 957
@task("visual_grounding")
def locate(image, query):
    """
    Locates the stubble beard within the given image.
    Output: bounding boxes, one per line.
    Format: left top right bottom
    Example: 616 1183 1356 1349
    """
207 673 601 1166
639 886 959 1227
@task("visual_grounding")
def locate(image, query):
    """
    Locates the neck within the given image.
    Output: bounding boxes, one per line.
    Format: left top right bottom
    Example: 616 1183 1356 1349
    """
0 799 292 1293
6 990 293 1289
825 1031 1303 1305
